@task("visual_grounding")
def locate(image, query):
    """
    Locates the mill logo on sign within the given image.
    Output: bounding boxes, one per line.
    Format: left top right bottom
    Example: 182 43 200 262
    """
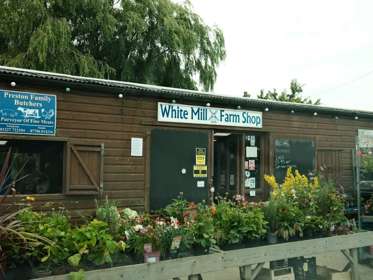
157 102 262 128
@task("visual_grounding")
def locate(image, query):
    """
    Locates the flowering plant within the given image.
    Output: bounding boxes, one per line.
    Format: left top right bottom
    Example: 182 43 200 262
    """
265 168 347 239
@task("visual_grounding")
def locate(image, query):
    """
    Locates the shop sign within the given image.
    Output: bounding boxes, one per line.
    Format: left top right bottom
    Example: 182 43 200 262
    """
0 90 56 136
158 102 262 128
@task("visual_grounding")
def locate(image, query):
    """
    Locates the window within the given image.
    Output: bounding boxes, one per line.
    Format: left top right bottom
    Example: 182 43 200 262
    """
0 140 63 195
274 138 315 181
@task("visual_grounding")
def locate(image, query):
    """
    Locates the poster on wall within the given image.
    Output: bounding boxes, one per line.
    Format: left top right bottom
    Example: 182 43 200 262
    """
0 90 56 136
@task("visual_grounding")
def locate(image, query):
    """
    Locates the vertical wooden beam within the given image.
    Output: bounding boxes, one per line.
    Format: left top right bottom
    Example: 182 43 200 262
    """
350 248 359 280
239 265 252 280
144 129 151 212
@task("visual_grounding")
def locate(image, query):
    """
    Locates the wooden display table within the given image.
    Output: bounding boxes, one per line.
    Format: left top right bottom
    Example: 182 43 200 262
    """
37 231 373 280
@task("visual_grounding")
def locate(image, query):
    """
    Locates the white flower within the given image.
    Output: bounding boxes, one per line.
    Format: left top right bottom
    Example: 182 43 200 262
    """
134 224 144 232
170 217 179 229
123 208 138 220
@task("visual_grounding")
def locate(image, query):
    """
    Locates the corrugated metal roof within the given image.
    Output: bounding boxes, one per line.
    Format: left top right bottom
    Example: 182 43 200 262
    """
0 65 371 118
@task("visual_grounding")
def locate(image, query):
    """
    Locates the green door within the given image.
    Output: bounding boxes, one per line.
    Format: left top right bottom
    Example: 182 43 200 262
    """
150 129 209 210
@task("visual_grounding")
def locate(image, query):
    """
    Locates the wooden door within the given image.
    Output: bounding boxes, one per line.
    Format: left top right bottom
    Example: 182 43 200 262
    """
317 149 342 184
65 143 104 195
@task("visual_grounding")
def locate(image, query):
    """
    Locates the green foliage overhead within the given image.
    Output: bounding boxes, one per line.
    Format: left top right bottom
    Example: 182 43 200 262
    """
0 0 226 91
245 79 321 105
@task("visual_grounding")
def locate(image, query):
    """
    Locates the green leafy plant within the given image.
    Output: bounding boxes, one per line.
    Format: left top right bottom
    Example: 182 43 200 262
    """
264 200 280 234
163 196 189 223
17 208 71 267
313 181 347 233
156 218 193 258
187 202 216 250
0 208 53 269
95 197 121 235
213 200 267 246
66 219 121 267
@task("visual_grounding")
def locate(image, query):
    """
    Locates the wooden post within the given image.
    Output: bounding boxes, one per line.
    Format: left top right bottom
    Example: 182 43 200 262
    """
239 265 252 280
350 248 359 280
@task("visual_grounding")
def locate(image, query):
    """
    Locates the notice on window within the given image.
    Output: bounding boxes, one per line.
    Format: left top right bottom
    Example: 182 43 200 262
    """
131 137 143 157
246 146 258 158
248 160 255 171
245 177 256 189
0 90 56 136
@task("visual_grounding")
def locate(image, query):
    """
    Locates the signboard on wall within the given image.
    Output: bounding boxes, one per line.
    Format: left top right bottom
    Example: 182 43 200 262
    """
0 90 56 136
158 102 262 128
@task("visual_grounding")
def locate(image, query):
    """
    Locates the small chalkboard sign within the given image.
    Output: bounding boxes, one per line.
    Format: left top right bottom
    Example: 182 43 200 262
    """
274 138 315 182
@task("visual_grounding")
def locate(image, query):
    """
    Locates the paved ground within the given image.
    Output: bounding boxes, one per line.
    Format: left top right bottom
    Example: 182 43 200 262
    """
175 251 373 280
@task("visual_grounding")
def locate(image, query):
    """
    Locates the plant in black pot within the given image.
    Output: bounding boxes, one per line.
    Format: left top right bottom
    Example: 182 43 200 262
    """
264 200 280 244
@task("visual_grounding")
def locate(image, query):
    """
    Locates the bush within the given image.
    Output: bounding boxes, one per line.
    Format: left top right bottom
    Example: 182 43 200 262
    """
66 219 122 267
214 200 266 246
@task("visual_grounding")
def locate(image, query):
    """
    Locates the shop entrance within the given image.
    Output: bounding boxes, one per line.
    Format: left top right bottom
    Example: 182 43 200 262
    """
213 133 241 197
213 132 263 199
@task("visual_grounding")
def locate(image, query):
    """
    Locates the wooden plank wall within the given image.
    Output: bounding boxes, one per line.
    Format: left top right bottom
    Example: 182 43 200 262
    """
263 111 369 192
0 82 155 216
1 80 373 214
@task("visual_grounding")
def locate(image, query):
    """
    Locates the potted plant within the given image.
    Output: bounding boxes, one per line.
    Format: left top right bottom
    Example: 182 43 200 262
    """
264 200 279 244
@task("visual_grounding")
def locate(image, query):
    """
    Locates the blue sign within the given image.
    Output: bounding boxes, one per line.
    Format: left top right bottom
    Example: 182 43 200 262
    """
0 90 56 136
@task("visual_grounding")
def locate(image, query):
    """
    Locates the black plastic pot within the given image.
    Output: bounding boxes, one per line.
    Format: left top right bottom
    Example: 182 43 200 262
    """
267 232 278 244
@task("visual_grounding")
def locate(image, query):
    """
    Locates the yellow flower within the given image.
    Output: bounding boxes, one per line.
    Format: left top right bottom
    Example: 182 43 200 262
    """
25 196 36 202
264 174 280 198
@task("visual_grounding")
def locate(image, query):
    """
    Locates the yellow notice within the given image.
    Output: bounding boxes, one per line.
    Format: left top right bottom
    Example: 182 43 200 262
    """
193 165 207 178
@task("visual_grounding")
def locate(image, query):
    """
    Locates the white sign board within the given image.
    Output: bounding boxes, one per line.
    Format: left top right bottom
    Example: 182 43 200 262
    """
157 102 262 128
131 137 143 157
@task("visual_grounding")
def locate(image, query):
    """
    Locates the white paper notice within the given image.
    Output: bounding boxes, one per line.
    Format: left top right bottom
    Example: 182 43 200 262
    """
131 137 143 156
249 190 256 197
246 146 258 158
248 177 256 189
197 181 205 188
245 179 250 188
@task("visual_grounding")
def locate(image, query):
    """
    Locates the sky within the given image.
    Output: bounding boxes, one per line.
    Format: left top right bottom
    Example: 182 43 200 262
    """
189 0 373 111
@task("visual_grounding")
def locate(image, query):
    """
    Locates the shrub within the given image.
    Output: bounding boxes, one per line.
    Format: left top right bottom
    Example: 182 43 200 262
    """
214 200 267 246
66 219 122 267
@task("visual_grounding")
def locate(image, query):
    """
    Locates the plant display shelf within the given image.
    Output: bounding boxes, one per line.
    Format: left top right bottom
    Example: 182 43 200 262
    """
37 231 373 280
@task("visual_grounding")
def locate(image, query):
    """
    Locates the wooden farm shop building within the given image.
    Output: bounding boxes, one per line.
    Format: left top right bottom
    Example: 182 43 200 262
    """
0 66 371 214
